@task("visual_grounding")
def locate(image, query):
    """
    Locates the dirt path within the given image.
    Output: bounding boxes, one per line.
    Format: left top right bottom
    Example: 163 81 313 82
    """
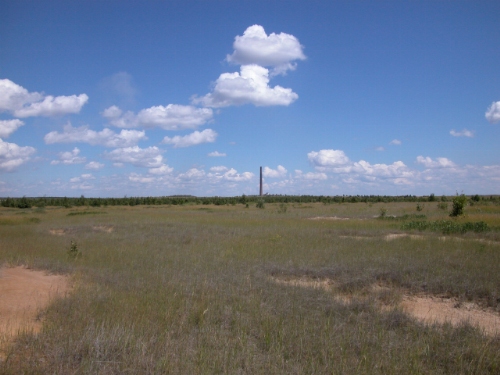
0 266 69 359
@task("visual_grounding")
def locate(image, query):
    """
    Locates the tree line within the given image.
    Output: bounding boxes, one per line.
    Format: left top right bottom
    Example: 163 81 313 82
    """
0 194 498 209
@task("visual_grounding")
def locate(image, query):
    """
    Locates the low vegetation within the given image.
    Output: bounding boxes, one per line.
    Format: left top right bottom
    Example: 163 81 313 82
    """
1 199 500 373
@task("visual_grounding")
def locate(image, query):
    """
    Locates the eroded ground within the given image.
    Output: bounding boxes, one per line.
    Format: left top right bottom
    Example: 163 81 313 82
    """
0 266 70 359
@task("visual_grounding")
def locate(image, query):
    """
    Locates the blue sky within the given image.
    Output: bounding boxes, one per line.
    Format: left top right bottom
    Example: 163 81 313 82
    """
1 0 499 197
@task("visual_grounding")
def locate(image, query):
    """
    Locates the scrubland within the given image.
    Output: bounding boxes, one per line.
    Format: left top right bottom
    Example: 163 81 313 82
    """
1 201 500 374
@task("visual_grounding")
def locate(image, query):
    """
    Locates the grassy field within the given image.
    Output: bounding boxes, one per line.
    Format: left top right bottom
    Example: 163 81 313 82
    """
1 201 500 374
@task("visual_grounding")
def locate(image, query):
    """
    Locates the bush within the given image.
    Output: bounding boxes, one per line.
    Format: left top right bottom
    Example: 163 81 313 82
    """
67 241 82 259
450 194 468 217
256 199 265 209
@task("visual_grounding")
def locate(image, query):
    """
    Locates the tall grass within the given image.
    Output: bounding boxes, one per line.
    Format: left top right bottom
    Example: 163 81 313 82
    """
1 203 499 373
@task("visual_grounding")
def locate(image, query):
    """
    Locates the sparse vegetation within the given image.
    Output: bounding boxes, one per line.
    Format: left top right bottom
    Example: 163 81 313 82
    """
1 200 500 373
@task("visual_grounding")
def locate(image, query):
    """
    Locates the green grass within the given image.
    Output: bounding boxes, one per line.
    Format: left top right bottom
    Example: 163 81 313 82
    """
1 202 499 374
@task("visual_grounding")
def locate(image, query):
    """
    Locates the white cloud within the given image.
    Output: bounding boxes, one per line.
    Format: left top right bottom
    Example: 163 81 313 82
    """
389 139 402 145
129 173 156 183
226 25 306 75
308 149 350 167
0 119 24 138
208 151 226 157
85 161 105 170
178 168 206 180
450 129 474 137
70 173 95 183
103 104 213 130
44 123 147 148
210 166 228 172
162 129 217 148
192 64 298 108
104 146 164 168
0 78 88 117
221 168 254 181
99 72 137 105
416 156 456 168
51 147 86 165
0 138 36 172
263 165 287 178
485 101 500 124
294 170 328 180
149 164 173 175
375 146 385 151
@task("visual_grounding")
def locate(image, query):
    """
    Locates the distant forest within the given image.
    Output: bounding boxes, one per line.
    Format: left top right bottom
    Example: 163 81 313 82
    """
1 194 498 209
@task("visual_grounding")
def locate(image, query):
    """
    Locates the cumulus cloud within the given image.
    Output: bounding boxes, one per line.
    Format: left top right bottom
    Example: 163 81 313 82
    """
0 119 24 138
0 138 36 172
294 170 328 180
308 149 350 167
162 129 217 148
389 139 402 145
208 151 226 157
104 146 164 168
149 164 173 175
103 104 213 130
70 173 95 183
44 123 147 148
193 65 298 108
226 25 306 75
51 147 86 165
0 79 88 117
416 156 456 168
85 161 105 170
450 129 474 137
207 166 253 181
263 165 287 178
210 166 228 172
485 101 500 124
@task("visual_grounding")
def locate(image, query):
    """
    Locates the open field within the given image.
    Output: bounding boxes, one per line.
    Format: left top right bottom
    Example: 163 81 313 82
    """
1 201 500 374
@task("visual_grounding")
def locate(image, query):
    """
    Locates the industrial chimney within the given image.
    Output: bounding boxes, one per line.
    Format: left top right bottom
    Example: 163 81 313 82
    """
260 166 263 196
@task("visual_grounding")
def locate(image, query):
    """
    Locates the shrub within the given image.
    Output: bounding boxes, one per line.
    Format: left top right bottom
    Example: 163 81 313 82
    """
67 241 82 259
256 199 265 209
437 202 448 210
379 207 387 218
416 203 424 211
450 194 468 217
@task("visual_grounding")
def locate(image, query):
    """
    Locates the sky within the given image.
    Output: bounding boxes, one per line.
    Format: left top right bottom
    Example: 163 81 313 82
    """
1 0 499 198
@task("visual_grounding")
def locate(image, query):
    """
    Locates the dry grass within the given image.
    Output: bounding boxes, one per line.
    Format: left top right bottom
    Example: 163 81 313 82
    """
1 202 500 374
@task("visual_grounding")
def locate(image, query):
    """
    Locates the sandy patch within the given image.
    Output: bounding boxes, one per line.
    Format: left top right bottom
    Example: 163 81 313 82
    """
0 266 70 359
308 216 350 221
270 276 500 336
49 229 67 236
401 295 500 336
92 225 114 233
384 233 424 241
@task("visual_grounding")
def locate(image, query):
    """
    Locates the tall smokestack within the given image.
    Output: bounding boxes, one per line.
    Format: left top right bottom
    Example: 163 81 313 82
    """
260 166 263 196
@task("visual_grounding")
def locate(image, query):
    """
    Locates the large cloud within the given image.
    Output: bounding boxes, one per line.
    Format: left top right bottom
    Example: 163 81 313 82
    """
0 119 24 138
193 65 298 107
162 129 217 148
0 79 88 117
103 104 213 130
44 123 146 148
263 165 287 178
416 156 456 168
485 101 500 124
226 25 306 75
104 146 164 168
0 138 36 172
308 149 350 167
51 147 86 165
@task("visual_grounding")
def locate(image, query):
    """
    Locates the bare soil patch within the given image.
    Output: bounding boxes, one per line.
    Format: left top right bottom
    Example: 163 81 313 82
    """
270 275 500 336
0 266 70 359
92 225 114 233
49 228 68 236
308 216 350 221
